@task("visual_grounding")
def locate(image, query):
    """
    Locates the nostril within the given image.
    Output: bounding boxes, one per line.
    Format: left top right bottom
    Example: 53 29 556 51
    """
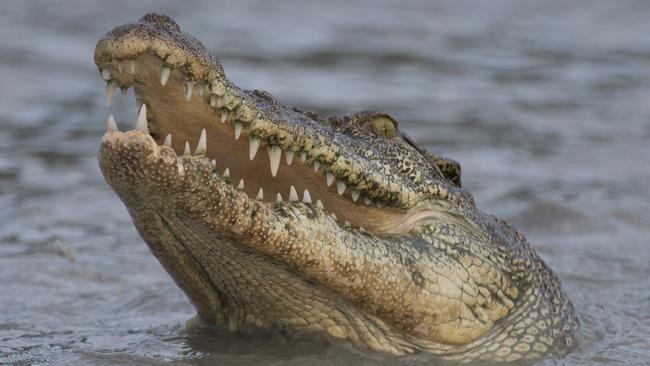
140 13 181 33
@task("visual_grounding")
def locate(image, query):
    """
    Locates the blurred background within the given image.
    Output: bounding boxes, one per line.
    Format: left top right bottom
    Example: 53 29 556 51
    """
1 1 649 365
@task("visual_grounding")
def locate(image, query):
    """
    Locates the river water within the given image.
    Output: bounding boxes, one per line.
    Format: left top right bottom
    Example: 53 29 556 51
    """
1 1 649 365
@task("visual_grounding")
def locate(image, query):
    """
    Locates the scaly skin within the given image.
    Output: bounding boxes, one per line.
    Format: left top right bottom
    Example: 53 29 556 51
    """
95 14 578 363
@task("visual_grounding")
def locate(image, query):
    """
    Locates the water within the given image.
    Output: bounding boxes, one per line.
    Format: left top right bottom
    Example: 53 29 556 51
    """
1 1 649 365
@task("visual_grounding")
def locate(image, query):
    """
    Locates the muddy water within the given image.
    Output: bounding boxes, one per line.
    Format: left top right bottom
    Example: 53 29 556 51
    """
1 1 649 365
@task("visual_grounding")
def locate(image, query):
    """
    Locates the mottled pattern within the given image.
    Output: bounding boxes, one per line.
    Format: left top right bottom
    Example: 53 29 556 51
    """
96 14 578 363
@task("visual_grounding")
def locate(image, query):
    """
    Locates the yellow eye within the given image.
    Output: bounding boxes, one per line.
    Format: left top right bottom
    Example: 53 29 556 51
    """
371 116 397 138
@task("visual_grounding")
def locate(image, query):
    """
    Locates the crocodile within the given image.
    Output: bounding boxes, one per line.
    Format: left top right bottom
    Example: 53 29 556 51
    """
94 14 578 364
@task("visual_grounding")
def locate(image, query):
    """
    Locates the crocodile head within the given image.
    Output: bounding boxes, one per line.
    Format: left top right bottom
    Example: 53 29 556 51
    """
95 14 577 363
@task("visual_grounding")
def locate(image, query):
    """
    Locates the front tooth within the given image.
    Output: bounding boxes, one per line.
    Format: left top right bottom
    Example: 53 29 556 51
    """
302 189 312 203
289 186 298 202
117 61 123 74
276 193 283 203
237 179 244 190
326 172 335 186
160 66 171 86
313 161 320 172
336 181 346 195
106 115 119 131
195 129 207 154
364 197 371 205
316 200 324 210
183 141 191 155
135 104 148 132
101 68 111 81
210 94 218 108
351 190 360 202
300 152 307 162
249 136 261 160
184 81 194 101
268 146 282 177
256 188 263 200
220 108 229 123
128 60 136 73
223 168 230 178
164 134 172 146
234 122 243 140
285 150 294 165
106 80 118 107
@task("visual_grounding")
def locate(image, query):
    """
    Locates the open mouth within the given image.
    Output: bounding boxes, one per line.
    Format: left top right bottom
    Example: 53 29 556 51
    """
93 14 452 235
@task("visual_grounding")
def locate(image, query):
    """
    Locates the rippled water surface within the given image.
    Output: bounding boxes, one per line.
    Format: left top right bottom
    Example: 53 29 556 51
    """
1 1 649 365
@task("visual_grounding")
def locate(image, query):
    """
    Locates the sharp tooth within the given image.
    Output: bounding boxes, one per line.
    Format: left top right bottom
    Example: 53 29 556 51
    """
223 168 230 178
234 122 243 140
364 197 371 205
336 181 346 195
289 186 298 202
285 150 294 165
117 61 123 74
331 213 337 221
183 141 191 156
195 128 207 154
268 146 282 177
120 86 128 96
135 104 148 133
163 134 172 146
198 83 206 97
177 161 185 175
276 193 283 203
210 159 217 169
101 68 111 81
237 179 244 190
128 60 136 73
160 66 171 86
351 190 360 202
313 161 320 172
300 152 307 162
220 108 229 123
325 172 335 186
184 81 194 101
106 80 118 107
302 189 312 203
106 115 119 131
316 200 324 210
210 94 218 108
256 188 264 200
249 136 261 160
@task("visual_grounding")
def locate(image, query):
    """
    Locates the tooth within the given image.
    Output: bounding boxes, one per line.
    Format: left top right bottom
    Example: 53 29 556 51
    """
345 221 351 227
223 168 230 178
364 197 371 205
276 193 283 203
351 190 360 202
302 189 312 203
234 122 243 140
268 146 282 177
128 60 136 73
210 94 218 108
163 134 172 146
316 200 324 210
195 128 207 154
256 188 263 200
300 152 307 162
199 83 207 97
120 86 128 96
326 172 335 186
313 161 320 172
117 61 123 74
106 80 118 107
249 136 261 160
135 104 148 133
106 115 119 131
184 81 194 101
285 150 294 165
101 68 111 81
183 141 191 155
177 161 185 175
336 181 346 195
331 213 337 221
160 66 171 86
210 159 217 169
289 186 298 202
237 179 244 190
220 108 229 123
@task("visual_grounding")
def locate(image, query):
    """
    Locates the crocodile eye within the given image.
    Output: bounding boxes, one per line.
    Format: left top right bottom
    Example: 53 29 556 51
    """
371 115 397 138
